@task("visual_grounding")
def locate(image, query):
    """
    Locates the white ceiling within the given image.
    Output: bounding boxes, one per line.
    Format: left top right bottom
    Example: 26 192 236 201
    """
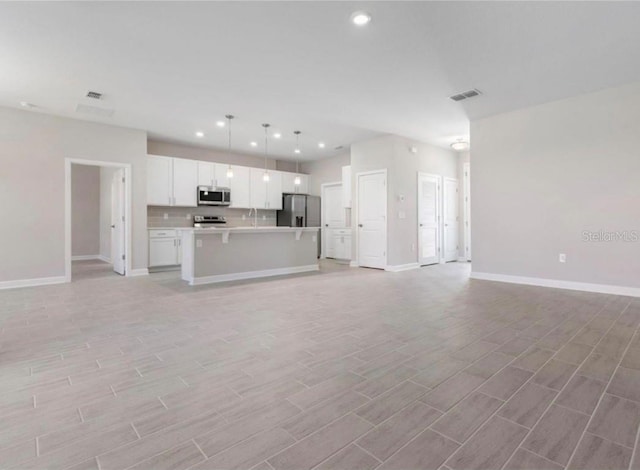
2 2 640 161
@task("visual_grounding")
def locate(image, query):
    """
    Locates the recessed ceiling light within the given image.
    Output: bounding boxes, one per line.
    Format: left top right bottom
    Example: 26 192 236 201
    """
351 11 371 26
250 141 258 147
195 131 204 138
273 133 282 139
20 101 36 108
216 121 225 128
294 149 301 154
318 142 325 148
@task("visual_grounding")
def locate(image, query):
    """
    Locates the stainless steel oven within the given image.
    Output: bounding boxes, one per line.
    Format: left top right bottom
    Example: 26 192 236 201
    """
197 186 231 206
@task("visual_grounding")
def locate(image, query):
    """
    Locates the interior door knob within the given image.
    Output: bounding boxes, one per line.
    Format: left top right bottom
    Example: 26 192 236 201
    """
358 224 363 227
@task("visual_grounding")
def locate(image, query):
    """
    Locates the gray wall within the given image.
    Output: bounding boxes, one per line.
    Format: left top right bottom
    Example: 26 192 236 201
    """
471 82 640 288
71 164 100 257
301 152 350 196
351 135 458 267
99 167 116 262
0 106 148 282
148 139 282 170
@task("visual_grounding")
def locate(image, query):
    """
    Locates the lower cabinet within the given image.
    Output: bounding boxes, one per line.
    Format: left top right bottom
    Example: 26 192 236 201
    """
326 229 352 260
149 229 182 267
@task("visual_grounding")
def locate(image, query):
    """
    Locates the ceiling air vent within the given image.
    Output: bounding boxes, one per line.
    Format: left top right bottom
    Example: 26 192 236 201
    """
449 89 482 102
86 91 103 100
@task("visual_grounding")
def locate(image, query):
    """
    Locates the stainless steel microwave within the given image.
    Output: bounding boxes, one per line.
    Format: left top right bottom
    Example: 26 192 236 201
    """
197 186 231 206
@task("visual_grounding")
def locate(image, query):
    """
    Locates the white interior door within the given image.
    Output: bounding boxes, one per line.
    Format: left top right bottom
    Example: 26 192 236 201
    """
111 169 126 275
357 171 387 269
463 163 471 261
443 177 459 262
321 183 344 258
418 173 441 266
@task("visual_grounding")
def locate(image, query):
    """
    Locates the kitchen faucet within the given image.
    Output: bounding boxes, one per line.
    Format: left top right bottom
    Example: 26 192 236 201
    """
248 208 258 228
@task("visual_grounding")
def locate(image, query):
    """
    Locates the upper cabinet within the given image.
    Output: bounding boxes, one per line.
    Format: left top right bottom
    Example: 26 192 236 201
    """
229 165 251 209
147 155 198 207
171 158 198 206
342 165 352 208
148 155 302 210
250 169 283 210
281 173 309 194
197 161 215 187
147 155 173 206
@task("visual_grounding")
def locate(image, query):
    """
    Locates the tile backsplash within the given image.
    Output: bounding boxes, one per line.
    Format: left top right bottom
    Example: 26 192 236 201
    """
147 206 277 228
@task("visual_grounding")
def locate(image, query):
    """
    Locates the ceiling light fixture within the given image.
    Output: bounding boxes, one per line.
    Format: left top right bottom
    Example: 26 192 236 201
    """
318 142 325 149
450 139 470 151
351 11 371 26
294 130 302 186
250 141 258 147
262 123 271 182
195 131 204 138
20 101 36 108
273 132 281 139
225 114 234 179
216 121 225 127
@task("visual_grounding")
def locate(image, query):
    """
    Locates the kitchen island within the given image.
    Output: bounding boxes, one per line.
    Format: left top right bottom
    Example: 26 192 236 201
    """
180 227 320 285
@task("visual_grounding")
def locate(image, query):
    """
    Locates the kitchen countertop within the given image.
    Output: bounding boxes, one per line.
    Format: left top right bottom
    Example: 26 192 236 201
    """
183 226 320 233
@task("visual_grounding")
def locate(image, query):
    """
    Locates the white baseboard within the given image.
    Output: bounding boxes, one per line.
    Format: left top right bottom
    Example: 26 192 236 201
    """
385 263 420 272
71 254 100 261
98 255 111 263
457 257 469 262
0 276 67 290
470 271 640 298
188 264 319 286
349 261 359 268
127 268 149 277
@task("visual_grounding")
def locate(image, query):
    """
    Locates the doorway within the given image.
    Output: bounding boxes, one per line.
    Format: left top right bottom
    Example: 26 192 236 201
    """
417 173 441 266
321 182 345 258
65 159 132 282
356 169 387 269
443 177 459 262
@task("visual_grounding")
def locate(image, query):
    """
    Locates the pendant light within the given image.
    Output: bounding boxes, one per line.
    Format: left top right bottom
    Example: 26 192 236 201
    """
293 130 301 186
262 123 270 182
225 114 234 179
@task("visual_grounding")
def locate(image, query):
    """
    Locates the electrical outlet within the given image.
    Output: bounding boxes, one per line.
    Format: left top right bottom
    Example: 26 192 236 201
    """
559 253 566 263
186 213 191 219
196 239 202 248
398 211 406 219
242 214 246 220
262 215 266 220
312 235 317 242
163 213 168 220
411 243 416 252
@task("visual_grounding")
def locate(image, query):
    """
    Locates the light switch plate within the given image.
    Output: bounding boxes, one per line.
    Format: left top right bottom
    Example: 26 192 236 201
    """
559 253 566 263
163 213 168 220
398 211 406 219
196 239 203 248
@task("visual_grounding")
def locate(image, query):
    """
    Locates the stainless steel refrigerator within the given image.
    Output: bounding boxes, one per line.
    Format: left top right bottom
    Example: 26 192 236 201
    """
277 194 321 257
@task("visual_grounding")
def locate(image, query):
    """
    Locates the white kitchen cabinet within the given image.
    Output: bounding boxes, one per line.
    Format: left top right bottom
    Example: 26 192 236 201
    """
147 156 197 207
250 169 282 210
197 161 215 187
342 165 352 208
229 165 251 209
281 172 309 194
266 171 283 210
147 155 173 206
328 229 352 260
172 158 198 207
214 163 231 188
149 238 178 266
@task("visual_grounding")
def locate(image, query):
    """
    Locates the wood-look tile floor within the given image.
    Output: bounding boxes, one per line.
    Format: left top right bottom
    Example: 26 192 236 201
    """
1 260 640 470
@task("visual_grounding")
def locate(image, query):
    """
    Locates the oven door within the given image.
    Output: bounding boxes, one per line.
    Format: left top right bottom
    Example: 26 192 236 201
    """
198 187 228 206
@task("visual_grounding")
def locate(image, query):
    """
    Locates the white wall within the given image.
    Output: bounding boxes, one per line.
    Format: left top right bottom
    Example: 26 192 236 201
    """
457 151 470 259
71 164 100 257
301 152 350 196
99 167 116 262
350 135 458 267
0 106 148 283
471 81 640 290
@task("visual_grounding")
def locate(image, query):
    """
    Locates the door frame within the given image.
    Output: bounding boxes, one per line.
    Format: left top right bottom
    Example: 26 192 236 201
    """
417 172 442 266
355 168 387 269
320 181 343 259
65 158 132 281
442 176 459 263
463 162 471 261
